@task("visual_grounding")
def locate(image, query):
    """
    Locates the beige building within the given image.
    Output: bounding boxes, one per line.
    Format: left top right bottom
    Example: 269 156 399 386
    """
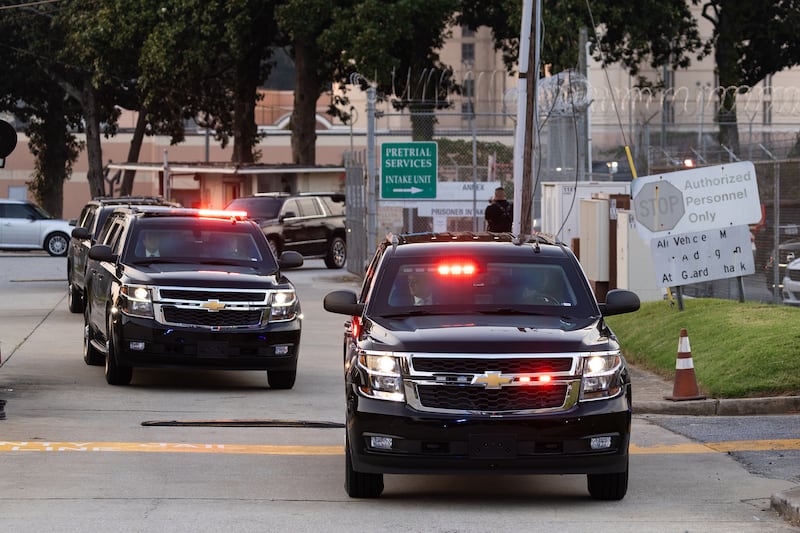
4 7 800 218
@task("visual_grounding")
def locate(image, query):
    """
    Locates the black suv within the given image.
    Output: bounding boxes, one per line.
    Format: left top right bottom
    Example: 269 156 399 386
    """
324 232 640 500
83 206 303 388
224 192 346 269
68 196 179 313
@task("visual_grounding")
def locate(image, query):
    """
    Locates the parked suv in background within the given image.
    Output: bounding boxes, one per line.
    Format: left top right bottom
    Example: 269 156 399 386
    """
67 196 180 313
224 192 346 269
0 198 73 256
83 206 303 388
324 232 640 500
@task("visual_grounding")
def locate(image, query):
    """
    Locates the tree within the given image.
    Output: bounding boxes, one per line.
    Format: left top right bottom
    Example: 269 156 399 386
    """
695 0 800 154
140 0 281 165
0 1 85 216
328 0 461 141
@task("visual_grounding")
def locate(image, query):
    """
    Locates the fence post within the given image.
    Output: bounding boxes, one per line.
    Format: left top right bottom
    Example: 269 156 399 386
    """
366 86 377 253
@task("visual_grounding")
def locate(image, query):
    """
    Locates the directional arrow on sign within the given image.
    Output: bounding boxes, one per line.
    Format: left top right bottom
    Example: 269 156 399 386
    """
393 186 424 194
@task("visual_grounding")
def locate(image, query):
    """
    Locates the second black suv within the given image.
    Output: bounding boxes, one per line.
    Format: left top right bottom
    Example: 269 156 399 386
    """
324 232 640 500
68 196 179 313
83 206 303 388
224 192 346 269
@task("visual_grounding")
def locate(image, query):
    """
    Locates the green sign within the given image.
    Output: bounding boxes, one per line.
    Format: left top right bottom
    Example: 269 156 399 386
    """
380 141 437 198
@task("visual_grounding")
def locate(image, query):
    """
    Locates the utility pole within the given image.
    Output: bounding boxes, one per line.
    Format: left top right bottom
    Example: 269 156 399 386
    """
512 0 540 237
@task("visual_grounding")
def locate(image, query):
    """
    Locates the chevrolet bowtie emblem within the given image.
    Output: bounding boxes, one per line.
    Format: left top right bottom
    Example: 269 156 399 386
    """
201 300 226 312
472 371 512 389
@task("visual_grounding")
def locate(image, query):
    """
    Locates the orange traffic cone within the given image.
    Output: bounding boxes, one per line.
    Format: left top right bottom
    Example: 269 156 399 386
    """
664 328 706 401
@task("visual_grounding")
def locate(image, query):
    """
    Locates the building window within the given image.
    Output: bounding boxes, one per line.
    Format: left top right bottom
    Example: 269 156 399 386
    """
462 43 475 63
462 26 474 38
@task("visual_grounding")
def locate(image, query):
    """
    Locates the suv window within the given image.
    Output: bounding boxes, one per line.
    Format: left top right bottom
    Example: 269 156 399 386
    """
227 196 285 220
370 254 586 316
319 195 345 216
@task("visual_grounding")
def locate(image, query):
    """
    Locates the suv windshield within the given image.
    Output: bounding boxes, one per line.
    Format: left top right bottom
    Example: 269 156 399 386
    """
225 197 285 220
124 222 271 266
370 254 592 317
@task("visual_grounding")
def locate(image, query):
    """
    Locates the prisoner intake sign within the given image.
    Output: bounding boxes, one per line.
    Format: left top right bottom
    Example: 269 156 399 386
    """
381 142 437 199
630 161 761 240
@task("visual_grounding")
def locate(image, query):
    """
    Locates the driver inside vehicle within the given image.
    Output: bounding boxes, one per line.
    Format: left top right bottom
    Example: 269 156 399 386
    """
407 272 435 305
141 232 162 258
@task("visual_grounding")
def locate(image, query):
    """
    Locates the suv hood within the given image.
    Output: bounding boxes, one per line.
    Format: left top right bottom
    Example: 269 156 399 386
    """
124 264 283 289
366 314 614 353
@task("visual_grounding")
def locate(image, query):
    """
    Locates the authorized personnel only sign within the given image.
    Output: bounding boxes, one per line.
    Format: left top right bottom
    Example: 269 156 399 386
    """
649 225 755 288
631 162 761 240
381 141 437 199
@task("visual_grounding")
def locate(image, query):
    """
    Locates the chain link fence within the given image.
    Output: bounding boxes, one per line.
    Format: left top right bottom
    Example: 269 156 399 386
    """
342 77 800 305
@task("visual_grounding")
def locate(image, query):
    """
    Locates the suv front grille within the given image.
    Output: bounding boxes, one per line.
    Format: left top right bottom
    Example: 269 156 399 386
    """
412 356 574 374
153 286 271 329
160 289 267 302
162 307 263 327
417 384 568 411
404 353 580 414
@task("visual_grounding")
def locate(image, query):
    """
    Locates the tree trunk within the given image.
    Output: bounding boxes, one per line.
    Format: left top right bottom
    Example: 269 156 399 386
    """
81 77 105 198
291 40 320 165
120 108 149 196
714 5 741 156
36 96 69 218
232 72 258 164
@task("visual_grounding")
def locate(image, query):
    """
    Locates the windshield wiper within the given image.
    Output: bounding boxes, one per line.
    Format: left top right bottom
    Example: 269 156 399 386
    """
478 307 543 315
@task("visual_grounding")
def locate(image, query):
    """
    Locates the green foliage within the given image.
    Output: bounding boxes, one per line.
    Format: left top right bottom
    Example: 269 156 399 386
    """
606 299 800 398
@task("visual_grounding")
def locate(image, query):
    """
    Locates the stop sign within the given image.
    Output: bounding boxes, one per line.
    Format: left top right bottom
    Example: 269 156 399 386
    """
0 120 17 159
633 180 685 232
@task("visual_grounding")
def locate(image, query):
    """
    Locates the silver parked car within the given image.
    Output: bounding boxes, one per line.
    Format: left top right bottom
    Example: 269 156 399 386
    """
0 199 73 256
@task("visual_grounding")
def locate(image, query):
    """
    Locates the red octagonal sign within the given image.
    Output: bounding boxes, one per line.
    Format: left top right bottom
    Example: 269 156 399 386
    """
632 180 685 232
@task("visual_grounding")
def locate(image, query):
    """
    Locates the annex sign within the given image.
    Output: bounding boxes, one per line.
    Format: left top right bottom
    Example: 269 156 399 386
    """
631 162 761 240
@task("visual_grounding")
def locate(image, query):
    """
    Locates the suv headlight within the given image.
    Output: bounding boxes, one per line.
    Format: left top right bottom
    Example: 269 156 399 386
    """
580 352 624 401
269 289 298 322
120 285 154 318
357 352 405 402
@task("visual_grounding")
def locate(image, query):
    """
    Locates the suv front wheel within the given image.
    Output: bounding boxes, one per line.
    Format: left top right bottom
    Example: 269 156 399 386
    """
324 236 346 269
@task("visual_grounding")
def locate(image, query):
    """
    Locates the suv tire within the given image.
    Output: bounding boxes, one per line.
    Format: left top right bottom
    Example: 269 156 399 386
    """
324 236 346 269
344 436 384 498
68 274 85 313
587 462 628 500
267 368 297 390
83 306 104 366
105 314 133 385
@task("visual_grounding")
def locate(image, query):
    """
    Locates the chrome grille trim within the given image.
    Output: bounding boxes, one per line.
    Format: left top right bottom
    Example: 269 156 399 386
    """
399 351 584 415
152 285 272 329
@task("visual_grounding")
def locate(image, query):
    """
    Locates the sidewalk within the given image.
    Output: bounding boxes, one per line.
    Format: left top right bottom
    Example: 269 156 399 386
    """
629 363 800 528
629 364 800 416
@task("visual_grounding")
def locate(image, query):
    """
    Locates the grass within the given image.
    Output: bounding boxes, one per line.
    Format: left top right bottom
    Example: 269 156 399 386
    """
605 298 800 398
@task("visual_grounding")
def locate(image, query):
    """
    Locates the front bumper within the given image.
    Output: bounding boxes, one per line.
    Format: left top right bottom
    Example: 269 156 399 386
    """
347 390 631 475
116 314 301 370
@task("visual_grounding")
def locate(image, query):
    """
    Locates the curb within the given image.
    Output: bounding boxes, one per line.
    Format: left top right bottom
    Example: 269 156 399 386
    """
772 487 800 527
635 396 800 416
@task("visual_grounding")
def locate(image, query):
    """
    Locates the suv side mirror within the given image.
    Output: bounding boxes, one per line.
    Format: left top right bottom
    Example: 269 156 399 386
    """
72 227 91 240
278 250 304 269
324 290 364 316
88 244 117 263
599 289 640 316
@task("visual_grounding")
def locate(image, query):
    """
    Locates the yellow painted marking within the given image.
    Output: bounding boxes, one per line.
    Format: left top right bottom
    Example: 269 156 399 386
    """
0 439 798 456
0 442 342 455
632 439 800 454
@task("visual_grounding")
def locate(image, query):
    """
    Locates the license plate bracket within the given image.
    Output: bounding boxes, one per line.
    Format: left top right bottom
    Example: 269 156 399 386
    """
197 341 228 358
468 433 517 458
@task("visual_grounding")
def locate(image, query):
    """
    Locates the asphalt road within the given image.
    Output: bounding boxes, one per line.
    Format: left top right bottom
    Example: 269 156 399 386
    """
0 252 798 532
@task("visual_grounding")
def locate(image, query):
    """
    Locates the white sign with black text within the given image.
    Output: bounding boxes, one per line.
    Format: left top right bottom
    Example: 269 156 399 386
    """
649 225 755 288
